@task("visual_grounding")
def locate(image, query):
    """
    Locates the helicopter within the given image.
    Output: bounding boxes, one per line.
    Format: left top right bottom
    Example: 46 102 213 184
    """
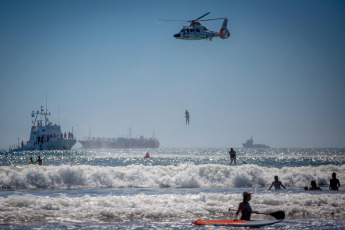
162 12 230 41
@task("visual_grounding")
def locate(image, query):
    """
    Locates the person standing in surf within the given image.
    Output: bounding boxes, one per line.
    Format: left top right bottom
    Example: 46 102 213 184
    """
234 191 258 220
229 148 237 166
269 176 286 190
329 172 340 191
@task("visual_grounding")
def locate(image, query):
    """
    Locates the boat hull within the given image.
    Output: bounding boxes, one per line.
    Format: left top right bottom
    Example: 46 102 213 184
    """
14 139 77 151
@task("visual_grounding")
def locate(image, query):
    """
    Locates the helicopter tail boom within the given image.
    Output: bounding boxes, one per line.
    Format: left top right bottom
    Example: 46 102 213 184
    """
219 18 230 39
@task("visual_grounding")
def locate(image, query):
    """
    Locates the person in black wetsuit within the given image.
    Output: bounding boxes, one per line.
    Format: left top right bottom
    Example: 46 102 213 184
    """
329 172 340 191
234 191 258 220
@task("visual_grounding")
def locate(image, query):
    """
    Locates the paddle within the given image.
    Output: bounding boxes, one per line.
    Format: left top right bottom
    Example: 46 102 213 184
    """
228 209 285 220
256 211 285 220
237 157 247 164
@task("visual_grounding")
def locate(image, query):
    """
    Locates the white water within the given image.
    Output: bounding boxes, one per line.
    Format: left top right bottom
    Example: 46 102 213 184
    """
1 164 344 190
1 148 344 229
1 189 345 223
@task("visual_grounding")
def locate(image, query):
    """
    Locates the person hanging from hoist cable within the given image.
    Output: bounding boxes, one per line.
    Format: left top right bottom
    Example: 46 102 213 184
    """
185 110 190 125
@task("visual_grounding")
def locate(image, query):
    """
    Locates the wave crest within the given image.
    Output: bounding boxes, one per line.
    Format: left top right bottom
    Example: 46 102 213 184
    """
1 164 344 190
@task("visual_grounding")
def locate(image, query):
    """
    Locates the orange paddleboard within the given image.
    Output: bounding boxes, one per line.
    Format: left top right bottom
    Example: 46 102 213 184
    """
193 219 247 225
192 219 282 227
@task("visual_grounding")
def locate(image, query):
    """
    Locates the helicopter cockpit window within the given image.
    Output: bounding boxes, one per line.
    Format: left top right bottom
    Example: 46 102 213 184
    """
196 29 200 32
203 26 208 31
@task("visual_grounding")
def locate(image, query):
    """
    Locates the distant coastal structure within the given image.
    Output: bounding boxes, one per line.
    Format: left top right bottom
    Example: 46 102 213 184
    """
79 136 160 149
242 137 270 148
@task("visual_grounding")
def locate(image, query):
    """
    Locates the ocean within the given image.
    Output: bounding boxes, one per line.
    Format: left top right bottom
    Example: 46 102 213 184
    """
1 148 344 229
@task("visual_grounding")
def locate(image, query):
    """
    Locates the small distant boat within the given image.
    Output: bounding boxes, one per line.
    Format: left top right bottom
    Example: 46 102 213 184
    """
10 106 76 151
242 137 270 148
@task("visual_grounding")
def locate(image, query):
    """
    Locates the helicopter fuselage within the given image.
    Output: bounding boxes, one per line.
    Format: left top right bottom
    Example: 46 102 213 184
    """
173 20 229 41
174 24 217 40
174 22 218 40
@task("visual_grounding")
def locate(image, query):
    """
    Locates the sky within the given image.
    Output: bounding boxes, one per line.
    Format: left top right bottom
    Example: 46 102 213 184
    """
1 0 345 148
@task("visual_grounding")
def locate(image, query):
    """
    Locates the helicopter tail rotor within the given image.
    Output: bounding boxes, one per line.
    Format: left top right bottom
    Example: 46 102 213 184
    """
219 18 230 39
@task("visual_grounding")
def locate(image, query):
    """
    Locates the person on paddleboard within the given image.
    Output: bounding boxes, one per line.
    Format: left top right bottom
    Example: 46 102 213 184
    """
229 148 237 166
329 172 340 191
234 191 258 220
269 176 286 190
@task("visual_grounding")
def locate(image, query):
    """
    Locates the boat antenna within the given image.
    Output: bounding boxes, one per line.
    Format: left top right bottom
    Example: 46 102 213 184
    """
45 93 48 125
59 103 60 126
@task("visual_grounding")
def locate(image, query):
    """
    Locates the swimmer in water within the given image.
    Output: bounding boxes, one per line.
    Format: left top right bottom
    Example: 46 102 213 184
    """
269 175 286 190
308 180 322 191
29 157 35 164
35 156 43 165
329 173 340 191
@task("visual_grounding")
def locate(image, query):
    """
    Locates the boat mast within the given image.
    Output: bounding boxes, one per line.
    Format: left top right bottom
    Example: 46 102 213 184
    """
41 93 51 126
59 103 60 126
45 93 48 126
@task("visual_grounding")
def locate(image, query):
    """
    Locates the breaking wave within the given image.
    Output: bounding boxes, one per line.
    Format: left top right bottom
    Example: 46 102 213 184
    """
1 163 344 190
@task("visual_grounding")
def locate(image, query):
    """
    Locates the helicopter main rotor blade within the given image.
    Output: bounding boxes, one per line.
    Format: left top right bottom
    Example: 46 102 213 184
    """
199 17 226 21
159 19 188 22
159 12 224 23
193 12 210 22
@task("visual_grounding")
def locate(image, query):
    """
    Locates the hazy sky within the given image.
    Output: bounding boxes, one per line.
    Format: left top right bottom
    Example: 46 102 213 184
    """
1 0 345 148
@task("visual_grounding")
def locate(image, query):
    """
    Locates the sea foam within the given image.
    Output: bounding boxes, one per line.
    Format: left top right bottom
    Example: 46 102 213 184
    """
1 191 344 222
1 163 344 190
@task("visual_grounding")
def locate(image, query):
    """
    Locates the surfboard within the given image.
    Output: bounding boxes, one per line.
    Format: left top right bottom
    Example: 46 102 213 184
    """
192 219 283 227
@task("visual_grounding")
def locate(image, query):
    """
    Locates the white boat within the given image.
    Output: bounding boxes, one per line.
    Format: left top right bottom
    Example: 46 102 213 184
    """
10 106 76 151
242 137 270 148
